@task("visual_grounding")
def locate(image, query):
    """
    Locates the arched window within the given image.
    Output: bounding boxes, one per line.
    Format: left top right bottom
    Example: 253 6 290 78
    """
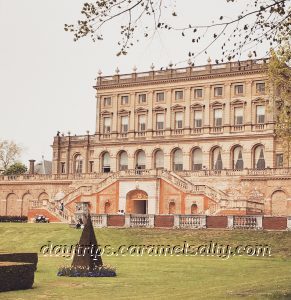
254 145 265 170
191 204 198 214
192 148 203 170
173 149 183 171
119 151 128 171
74 154 83 174
212 147 223 170
154 150 164 169
102 152 111 173
136 150 146 169
169 201 176 214
233 146 244 170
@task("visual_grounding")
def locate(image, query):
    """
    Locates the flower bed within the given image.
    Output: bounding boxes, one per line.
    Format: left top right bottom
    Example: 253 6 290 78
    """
57 265 116 277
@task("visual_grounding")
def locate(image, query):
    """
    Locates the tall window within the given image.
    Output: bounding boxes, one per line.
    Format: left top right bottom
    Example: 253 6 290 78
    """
254 145 265 169
89 161 94 173
194 111 202 128
138 94 147 104
256 105 265 123
75 155 83 174
119 151 128 170
175 90 183 101
234 107 244 125
233 146 244 170
214 87 223 97
194 88 203 98
136 150 146 169
212 147 223 170
156 92 164 102
60 162 66 174
192 148 202 170
256 82 265 93
103 97 111 107
138 115 146 131
102 152 111 173
103 117 111 133
234 84 244 95
156 113 164 130
276 153 283 168
121 116 129 133
154 150 164 169
121 95 129 105
173 149 183 171
214 108 223 127
175 111 183 129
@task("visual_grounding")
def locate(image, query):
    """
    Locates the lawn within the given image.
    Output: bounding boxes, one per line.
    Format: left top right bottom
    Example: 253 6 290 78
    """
0 223 291 299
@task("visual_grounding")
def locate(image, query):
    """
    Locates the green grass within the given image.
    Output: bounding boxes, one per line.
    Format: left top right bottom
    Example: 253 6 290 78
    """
1 224 291 299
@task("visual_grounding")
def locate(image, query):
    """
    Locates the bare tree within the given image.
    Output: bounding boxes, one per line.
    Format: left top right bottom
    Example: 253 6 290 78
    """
65 0 291 62
0 140 22 171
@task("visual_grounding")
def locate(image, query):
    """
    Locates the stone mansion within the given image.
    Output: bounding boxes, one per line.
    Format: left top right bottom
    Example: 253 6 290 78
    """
1 58 291 223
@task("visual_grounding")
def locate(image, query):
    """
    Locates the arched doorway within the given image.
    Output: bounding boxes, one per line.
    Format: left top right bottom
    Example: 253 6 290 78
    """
104 201 111 214
271 190 287 216
168 201 176 214
253 145 265 170
126 190 148 214
191 204 198 214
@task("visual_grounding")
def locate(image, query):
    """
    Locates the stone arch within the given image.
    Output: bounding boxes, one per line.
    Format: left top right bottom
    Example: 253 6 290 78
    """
252 143 265 169
126 189 148 214
100 151 111 173
271 190 287 216
210 146 223 170
191 203 198 214
135 149 146 169
73 153 83 174
153 148 164 169
104 201 111 214
6 193 20 216
172 148 183 171
231 144 244 170
191 147 203 171
36 192 49 208
117 150 128 171
22 193 33 216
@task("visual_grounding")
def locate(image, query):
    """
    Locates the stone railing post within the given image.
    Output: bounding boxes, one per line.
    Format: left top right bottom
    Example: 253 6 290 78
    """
149 215 155 228
256 216 263 229
174 215 180 228
102 214 108 227
227 216 234 229
287 217 291 230
201 216 207 229
124 214 131 228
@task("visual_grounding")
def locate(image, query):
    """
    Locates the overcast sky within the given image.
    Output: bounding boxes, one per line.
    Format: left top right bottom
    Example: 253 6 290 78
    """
0 0 268 165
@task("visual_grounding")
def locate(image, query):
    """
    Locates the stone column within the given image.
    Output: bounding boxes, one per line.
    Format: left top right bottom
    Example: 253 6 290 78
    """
245 80 253 132
129 93 135 139
111 95 118 139
165 90 172 134
184 87 191 135
147 91 153 138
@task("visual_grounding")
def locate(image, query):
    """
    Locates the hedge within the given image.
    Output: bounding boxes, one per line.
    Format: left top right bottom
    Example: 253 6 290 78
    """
0 216 28 222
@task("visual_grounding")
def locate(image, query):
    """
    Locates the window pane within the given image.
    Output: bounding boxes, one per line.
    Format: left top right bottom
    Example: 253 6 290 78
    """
156 92 164 102
214 108 222 118
175 91 183 100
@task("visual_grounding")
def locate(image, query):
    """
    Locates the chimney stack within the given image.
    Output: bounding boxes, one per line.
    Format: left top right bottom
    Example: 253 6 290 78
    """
29 160 35 175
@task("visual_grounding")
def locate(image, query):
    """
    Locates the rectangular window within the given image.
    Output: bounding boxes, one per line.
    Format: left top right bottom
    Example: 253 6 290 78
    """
194 88 203 98
138 115 146 131
104 117 111 133
156 113 164 130
276 153 284 168
89 161 94 173
234 84 244 95
175 111 183 129
214 108 222 127
256 105 265 123
234 107 244 125
138 93 147 104
103 97 111 106
256 82 265 93
194 110 202 128
121 116 129 132
60 162 65 174
214 87 223 97
121 95 129 105
156 92 165 102
175 90 183 101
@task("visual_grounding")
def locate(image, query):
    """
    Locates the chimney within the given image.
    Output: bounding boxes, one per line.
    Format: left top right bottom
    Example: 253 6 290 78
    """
29 160 35 175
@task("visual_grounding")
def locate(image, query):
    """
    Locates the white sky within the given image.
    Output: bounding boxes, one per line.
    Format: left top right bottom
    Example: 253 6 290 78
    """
0 0 268 165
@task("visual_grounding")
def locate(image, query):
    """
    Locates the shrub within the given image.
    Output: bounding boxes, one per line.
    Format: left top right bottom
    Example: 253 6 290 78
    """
57 265 116 277
0 216 28 223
